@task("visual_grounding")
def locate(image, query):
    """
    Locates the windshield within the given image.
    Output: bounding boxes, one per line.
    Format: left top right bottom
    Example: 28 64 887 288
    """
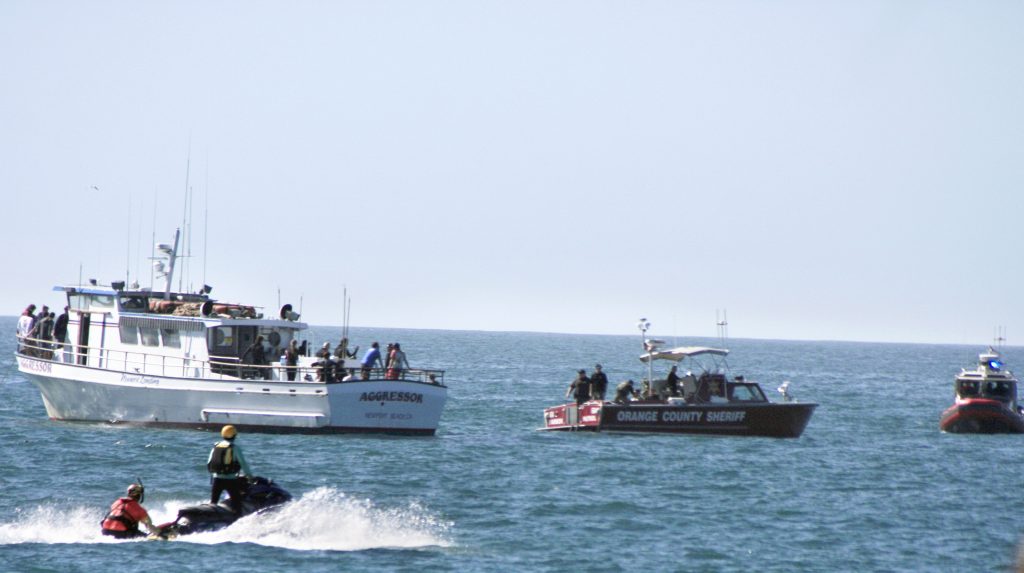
729 383 767 402
983 380 1015 400
957 380 980 398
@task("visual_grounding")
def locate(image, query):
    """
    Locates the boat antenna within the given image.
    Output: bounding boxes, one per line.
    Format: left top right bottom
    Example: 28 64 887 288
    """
995 326 1007 351
186 183 193 292
342 286 348 337
716 309 729 345
346 294 352 339
203 159 209 289
125 194 131 286
639 318 653 392
178 142 191 293
160 229 181 300
134 195 145 287
150 187 158 289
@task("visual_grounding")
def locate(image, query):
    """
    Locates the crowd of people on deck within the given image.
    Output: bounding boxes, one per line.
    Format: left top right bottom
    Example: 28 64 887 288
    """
16 303 69 359
241 335 432 384
565 363 653 405
16 299 438 385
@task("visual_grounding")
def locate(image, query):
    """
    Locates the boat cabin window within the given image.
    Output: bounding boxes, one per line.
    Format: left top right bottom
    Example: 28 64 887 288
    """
119 295 148 312
207 325 259 376
120 326 139 345
87 294 116 310
161 328 181 348
984 381 1014 399
695 373 728 402
68 294 88 312
140 326 160 347
729 383 767 402
68 293 116 311
957 380 980 398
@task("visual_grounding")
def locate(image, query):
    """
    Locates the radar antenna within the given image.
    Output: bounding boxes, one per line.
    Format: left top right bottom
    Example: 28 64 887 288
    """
994 326 1007 350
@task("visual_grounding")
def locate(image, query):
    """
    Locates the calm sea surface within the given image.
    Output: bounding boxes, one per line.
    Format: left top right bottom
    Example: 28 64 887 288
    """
1 316 1022 572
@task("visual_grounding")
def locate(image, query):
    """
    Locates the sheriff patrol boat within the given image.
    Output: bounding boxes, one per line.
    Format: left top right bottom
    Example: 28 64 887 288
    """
939 347 1024 434
541 321 816 438
14 230 447 435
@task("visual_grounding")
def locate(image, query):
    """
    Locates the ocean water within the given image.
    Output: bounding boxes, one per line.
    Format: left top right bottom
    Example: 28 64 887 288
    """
2 316 1022 572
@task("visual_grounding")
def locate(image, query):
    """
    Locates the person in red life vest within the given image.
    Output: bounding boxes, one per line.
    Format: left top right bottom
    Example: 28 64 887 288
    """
207 424 253 513
100 483 161 539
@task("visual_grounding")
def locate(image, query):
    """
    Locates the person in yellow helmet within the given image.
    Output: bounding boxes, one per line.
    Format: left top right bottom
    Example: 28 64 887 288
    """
206 425 253 513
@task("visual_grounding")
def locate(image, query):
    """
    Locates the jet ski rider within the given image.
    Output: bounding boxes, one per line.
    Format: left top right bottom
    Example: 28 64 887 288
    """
100 482 161 539
207 425 253 513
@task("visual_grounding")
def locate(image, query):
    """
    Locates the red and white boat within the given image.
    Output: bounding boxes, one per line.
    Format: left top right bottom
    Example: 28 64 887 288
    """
940 348 1024 434
541 321 816 438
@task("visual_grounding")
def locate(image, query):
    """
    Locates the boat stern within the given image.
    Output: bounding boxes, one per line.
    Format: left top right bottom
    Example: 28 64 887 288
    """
541 402 602 431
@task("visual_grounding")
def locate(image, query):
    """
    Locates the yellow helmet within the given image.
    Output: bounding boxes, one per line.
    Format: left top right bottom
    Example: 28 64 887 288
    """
221 425 237 439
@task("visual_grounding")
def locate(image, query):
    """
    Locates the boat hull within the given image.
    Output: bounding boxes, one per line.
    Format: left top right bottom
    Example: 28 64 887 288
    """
542 401 816 438
939 399 1024 434
17 355 446 435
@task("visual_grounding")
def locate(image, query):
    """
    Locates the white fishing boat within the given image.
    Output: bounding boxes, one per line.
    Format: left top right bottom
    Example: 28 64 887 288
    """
14 230 447 435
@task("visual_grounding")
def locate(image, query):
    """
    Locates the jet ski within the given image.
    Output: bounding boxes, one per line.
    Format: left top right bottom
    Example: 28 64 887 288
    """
153 476 291 539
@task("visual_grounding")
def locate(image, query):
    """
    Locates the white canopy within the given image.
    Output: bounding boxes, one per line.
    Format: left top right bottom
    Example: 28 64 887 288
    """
639 346 729 363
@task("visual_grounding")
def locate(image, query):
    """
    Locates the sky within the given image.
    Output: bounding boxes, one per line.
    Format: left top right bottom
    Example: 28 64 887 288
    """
2 1 1022 345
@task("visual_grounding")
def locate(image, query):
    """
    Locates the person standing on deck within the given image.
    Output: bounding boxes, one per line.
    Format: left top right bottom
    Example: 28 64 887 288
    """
590 364 608 401
387 343 410 379
242 335 269 380
316 342 334 381
666 365 681 397
361 342 383 379
16 304 35 352
566 369 592 406
284 339 299 381
53 306 69 351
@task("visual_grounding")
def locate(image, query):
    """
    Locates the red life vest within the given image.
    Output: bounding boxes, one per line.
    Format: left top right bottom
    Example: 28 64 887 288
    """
101 498 141 532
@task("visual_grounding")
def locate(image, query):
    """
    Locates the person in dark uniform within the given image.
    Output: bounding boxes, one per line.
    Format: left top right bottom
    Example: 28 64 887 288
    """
590 364 608 401
614 379 641 404
565 369 592 405
666 365 681 397
242 335 269 379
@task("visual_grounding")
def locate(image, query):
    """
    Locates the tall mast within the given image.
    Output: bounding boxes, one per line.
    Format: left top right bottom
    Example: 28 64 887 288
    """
162 229 181 301
639 318 652 392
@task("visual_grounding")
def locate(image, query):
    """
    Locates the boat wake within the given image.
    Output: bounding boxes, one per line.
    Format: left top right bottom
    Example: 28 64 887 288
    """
0 487 453 551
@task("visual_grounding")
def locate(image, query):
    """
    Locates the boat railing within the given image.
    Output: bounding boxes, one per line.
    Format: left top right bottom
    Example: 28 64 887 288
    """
15 334 446 385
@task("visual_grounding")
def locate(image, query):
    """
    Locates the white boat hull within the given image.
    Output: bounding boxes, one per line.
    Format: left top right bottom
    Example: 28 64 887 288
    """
17 355 446 435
